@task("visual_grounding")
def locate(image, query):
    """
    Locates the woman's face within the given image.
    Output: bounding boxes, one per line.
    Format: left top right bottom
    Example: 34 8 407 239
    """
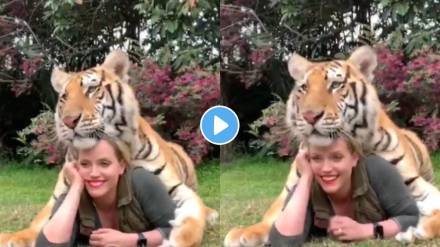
77 140 125 200
309 137 359 196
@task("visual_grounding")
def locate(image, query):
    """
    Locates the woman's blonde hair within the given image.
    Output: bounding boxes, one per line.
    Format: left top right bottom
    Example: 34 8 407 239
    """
100 135 132 164
71 135 132 165
304 133 365 157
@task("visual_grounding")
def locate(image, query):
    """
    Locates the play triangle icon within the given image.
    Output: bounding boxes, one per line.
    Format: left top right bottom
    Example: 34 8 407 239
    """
214 115 229 135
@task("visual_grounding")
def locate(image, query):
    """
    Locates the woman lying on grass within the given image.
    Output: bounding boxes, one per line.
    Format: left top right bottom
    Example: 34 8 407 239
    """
269 134 419 246
36 136 175 247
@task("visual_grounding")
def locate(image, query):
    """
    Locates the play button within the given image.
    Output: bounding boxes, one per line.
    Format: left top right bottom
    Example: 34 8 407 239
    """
214 116 228 135
200 105 240 145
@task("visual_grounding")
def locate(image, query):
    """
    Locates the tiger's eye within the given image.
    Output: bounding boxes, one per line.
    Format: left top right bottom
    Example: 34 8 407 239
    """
331 81 342 89
299 84 308 91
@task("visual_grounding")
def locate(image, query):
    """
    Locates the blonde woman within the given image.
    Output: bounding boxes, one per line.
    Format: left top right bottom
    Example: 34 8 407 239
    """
36 137 175 247
269 135 419 246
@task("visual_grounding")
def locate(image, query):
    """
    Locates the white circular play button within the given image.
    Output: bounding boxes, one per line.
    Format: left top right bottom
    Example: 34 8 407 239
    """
200 105 240 145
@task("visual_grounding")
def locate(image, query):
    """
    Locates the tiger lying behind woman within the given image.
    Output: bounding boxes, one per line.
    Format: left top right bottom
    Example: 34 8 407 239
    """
0 50 217 247
224 46 440 246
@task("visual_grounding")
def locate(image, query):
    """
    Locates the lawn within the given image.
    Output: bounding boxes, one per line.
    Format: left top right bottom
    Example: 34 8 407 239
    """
1 153 440 247
0 159 220 246
220 153 440 247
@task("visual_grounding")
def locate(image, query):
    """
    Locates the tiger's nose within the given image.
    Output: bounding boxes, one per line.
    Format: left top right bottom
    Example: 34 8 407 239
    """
302 111 323 125
63 115 81 129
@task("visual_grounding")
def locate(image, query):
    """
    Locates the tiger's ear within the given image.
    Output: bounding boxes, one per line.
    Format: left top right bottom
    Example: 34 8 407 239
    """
101 50 130 81
348 46 377 82
51 67 71 93
287 53 314 81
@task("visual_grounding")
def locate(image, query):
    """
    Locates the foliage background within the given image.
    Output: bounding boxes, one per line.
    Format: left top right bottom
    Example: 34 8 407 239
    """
220 0 440 159
0 0 220 165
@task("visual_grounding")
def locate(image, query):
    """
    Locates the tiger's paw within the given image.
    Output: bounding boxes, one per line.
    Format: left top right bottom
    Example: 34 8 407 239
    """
224 228 244 247
158 239 175 247
417 201 435 216
224 227 267 247
206 208 219 227
0 233 33 247
395 226 416 243
414 226 428 240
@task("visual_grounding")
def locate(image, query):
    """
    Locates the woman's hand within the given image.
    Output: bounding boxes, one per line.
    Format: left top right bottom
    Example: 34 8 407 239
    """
90 228 137 247
328 215 372 241
295 148 313 178
64 162 84 190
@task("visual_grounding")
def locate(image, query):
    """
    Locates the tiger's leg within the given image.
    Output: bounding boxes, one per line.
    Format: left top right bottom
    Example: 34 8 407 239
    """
391 131 440 241
224 160 299 247
415 210 440 240
166 185 208 247
395 130 439 211
0 167 68 247
205 205 219 227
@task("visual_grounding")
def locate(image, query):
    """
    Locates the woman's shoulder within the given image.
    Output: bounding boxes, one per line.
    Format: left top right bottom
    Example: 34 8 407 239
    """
362 154 398 175
128 167 164 189
362 154 403 185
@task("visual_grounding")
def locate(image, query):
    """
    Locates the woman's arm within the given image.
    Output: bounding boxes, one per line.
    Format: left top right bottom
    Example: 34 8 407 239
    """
132 168 176 245
328 215 401 241
89 168 176 247
35 193 80 247
88 228 164 247
365 155 420 235
269 150 314 246
38 163 83 245
274 173 313 236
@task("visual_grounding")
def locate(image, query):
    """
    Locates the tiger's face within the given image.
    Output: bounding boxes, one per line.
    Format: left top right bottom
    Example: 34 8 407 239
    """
286 46 378 146
51 50 131 149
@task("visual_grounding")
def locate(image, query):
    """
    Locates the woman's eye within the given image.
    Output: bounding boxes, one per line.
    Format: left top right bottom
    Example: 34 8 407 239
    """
79 162 90 167
99 161 110 167
310 156 322 162
331 155 343 161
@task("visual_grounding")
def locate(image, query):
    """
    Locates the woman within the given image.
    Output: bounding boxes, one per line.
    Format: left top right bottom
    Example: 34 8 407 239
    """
269 135 419 246
36 137 175 247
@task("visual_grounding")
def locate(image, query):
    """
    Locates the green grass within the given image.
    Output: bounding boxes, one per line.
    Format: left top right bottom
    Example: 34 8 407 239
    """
0 162 60 231
220 153 440 247
198 160 220 246
1 153 440 246
0 160 220 246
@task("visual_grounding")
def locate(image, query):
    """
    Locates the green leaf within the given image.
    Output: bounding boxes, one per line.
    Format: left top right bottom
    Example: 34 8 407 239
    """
158 46 172 65
150 13 160 24
394 1 410 16
166 0 178 11
380 0 391 7
166 20 178 33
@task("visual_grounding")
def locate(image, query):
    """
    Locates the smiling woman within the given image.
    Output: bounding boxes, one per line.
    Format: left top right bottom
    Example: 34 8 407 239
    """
36 136 176 247
269 134 419 246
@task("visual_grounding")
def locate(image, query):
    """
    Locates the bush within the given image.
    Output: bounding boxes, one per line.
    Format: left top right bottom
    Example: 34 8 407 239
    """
248 98 297 158
16 110 66 165
129 60 220 164
375 46 440 151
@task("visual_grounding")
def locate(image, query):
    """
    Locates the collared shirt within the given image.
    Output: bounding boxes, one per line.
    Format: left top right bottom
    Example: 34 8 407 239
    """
268 155 419 247
36 167 176 247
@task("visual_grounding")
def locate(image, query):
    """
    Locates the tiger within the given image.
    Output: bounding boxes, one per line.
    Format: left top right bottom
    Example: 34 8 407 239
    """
224 46 440 246
0 50 217 247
